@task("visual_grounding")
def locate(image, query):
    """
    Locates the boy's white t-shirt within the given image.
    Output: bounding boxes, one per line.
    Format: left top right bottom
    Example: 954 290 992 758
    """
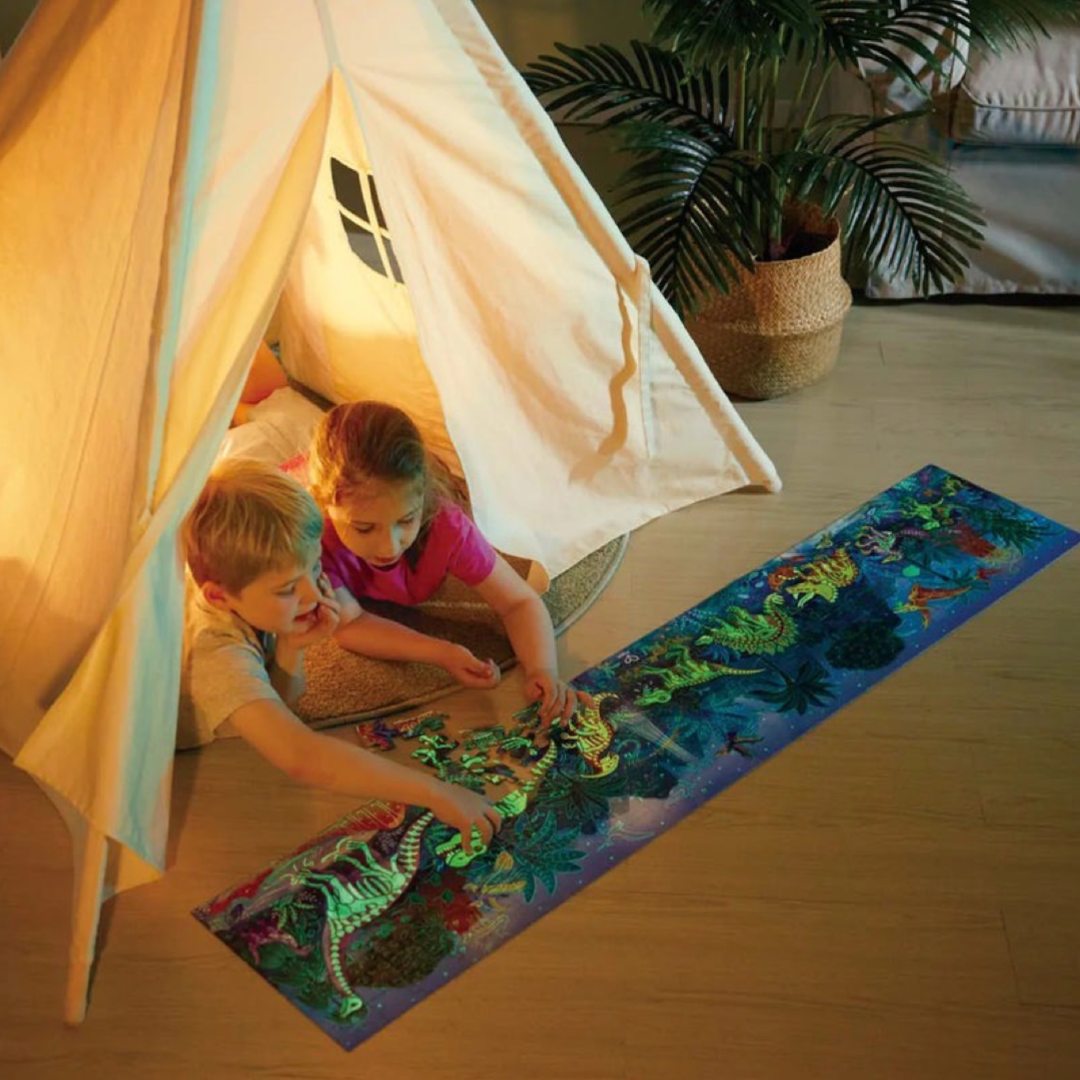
177 577 282 750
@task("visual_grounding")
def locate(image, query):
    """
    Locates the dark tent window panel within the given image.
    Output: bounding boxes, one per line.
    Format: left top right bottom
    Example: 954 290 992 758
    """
368 178 387 231
330 157 367 223
383 237 402 282
330 157 399 283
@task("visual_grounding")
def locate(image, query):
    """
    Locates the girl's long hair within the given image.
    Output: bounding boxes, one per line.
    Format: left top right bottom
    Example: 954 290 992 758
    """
307 401 465 563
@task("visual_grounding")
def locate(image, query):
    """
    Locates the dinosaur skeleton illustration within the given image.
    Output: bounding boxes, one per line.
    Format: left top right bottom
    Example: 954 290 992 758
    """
304 810 433 1020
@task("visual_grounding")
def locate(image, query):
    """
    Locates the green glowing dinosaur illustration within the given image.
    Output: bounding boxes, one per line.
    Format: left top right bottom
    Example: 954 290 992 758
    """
900 494 951 531
304 810 433 1021
694 592 798 656
784 547 859 606
559 691 619 777
634 640 763 706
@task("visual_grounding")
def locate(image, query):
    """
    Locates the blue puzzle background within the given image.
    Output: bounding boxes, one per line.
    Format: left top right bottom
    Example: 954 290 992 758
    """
194 465 1079 1049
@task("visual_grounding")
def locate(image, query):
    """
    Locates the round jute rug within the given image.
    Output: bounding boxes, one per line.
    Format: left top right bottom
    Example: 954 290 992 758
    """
295 534 628 729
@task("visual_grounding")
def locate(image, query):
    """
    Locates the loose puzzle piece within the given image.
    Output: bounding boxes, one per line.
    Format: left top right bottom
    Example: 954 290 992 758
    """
354 711 449 753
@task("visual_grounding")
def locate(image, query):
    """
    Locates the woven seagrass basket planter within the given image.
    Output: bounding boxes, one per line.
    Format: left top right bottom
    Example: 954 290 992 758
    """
686 215 852 400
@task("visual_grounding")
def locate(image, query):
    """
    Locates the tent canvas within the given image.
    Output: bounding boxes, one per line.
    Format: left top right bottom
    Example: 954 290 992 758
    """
0 0 779 1023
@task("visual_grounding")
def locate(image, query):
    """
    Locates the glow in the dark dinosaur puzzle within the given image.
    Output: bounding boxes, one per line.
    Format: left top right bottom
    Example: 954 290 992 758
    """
193 465 1078 1050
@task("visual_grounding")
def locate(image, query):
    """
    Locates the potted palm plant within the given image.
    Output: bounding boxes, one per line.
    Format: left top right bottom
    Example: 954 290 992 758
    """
523 0 1074 398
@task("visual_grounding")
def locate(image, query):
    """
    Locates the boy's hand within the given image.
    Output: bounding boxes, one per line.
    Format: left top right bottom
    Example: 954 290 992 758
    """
430 784 503 856
523 668 593 725
278 577 341 654
440 643 501 690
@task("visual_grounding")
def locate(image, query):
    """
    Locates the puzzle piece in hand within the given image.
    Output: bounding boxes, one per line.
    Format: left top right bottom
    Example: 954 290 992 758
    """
434 741 557 868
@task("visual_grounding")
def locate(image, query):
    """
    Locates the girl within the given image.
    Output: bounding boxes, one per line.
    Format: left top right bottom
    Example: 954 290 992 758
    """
306 401 589 724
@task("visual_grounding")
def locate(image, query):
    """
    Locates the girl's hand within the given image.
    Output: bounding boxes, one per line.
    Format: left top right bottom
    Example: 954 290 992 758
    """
524 668 593 725
440 643 501 689
430 784 503 856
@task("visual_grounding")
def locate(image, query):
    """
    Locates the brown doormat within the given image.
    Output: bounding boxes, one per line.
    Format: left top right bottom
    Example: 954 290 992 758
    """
295 534 629 730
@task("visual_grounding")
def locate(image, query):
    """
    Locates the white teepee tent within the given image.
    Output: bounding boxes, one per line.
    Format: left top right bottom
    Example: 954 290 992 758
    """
0 0 779 1023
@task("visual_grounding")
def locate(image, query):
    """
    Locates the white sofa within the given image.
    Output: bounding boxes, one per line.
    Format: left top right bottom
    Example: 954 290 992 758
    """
853 21 1080 298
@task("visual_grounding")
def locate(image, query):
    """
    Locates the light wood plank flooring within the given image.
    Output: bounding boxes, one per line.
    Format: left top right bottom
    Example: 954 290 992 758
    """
2 301 1078 1079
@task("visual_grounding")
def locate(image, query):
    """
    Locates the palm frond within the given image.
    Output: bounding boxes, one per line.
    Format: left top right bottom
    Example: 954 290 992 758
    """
613 132 773 315
812 1 971 88
645 1 1075 77
611 125 768 315
813 0 1075 86
792 135 985 292
522 41 727 136
968 0 1080 52
643 0 821 70
519 1 1068 302
801 108 934 154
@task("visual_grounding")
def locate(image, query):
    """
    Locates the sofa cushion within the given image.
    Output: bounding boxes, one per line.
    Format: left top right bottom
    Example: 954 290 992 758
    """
951 27 1080 147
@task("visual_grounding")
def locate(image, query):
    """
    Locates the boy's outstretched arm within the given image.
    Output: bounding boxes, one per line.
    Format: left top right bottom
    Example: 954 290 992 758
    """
228 698 502 855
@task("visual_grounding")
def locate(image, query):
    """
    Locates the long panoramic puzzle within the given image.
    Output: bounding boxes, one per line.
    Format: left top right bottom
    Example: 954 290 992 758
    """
193 465 1079 1049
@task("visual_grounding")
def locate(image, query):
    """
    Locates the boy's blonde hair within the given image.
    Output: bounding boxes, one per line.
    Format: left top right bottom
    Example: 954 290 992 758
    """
183 458 323 594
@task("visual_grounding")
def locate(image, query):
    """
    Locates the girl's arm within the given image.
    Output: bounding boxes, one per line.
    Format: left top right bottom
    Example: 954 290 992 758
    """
335 604 449 664
473 555 590 721
331 586 499 688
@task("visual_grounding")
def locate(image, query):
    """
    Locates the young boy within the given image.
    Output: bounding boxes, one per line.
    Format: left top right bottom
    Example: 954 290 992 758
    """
179 458 502 854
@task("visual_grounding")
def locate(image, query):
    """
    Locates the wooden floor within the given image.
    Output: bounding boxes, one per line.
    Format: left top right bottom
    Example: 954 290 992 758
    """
2 302 1079 1079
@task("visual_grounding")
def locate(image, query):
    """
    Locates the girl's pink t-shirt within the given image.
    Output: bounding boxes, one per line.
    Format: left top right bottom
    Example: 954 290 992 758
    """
320 499 497 605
